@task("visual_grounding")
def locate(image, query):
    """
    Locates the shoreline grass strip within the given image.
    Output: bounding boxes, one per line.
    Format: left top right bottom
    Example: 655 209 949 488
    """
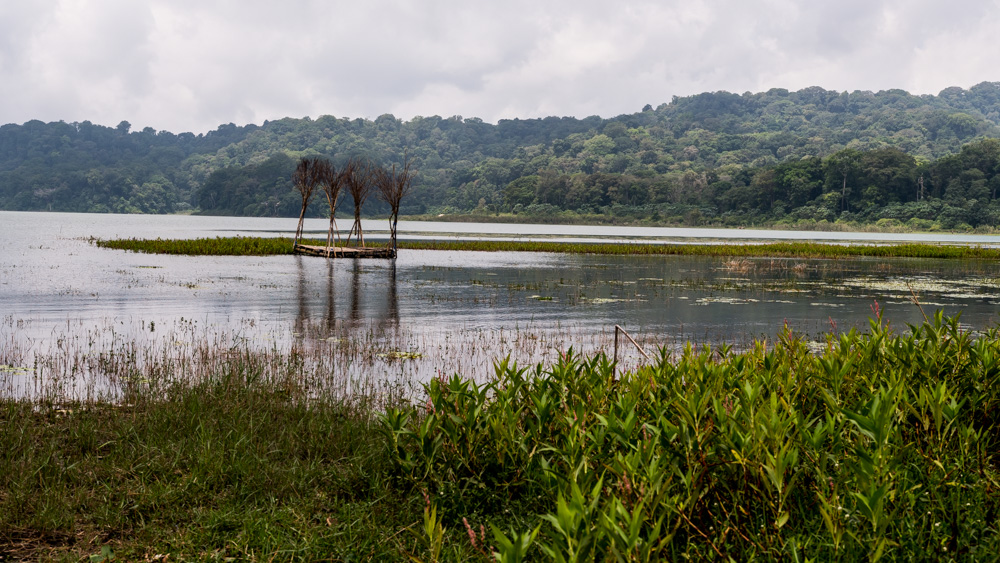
93 236 1000 260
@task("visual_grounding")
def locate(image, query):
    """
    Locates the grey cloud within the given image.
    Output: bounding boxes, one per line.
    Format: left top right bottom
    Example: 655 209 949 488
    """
0 2 60 68
1 0 998 133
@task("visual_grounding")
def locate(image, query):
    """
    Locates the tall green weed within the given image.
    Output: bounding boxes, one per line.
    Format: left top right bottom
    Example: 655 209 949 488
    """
386 312 1000 560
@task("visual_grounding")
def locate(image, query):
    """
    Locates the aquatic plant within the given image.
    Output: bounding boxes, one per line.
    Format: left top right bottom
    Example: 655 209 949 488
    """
92 236 341 256
92 235 1000 260
386 312 1000 560
397 240 1000 260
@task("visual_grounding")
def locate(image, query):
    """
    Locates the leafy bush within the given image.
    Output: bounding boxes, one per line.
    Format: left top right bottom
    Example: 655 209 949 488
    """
386 312 1000 560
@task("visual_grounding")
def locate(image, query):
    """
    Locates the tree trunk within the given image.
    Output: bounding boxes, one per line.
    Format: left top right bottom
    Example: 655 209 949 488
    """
391 214 399 253
841 172 848 213
326 216 341 256
294 202 308 246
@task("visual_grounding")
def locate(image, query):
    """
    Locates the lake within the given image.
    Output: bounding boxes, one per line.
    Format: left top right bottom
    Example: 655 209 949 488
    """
3 210 1000 399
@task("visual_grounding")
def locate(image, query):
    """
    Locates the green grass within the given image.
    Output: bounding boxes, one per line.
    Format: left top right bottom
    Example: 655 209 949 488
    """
398 239 1000 259
93 236 1000 260
0 376 416 561
3 312 999 560
91 236 331 256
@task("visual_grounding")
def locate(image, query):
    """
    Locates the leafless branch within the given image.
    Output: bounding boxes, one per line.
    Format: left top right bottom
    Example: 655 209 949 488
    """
292 157 326 246
319 159 349 253
345 157 376 246
375 157 415 251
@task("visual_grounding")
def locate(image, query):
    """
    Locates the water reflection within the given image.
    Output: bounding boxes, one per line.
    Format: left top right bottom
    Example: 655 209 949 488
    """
326 259 336 332
385 261 399 328
349 259 362 324
4 211 1000 400
294 256 401 338
295 255 308 336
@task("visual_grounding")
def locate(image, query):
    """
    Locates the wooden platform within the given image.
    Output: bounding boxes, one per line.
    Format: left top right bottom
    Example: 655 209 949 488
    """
293 244 396 259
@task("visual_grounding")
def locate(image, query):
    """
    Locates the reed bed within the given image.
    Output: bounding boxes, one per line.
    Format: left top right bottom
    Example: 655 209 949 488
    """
93 236 1000 260
0 316 406 404
0 316 657 405
2 312 999 560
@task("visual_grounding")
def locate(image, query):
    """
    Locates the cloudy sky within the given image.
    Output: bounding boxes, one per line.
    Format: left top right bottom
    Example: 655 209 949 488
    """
1 0 998 134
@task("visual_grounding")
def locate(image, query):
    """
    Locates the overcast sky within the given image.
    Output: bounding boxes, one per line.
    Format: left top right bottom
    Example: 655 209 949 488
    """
1 0 998 134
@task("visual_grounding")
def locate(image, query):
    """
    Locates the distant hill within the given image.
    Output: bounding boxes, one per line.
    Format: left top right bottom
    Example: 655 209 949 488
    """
3 83 1000 228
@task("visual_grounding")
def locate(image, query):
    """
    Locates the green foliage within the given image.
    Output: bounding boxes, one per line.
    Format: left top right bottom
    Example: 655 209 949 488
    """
3 311 1000 559
492 524 539 563
8 84 1000 227
0 120 254 214
409 502 447 563
0 369 403 560
93 235 301 255
94 235 1000 261
194 152 306 216
386 313 1000 560
92 236 385 256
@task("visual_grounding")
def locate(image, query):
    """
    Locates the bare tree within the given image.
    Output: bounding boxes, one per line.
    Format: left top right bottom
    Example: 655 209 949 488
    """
319 159 349 254
375 157 415 252
344 157 375 246
292 157 325 246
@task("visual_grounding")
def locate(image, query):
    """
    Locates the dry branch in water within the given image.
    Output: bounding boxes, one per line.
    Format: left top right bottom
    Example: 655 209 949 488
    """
375 157 415 251
320 159 349 252
345 158 375 246
292 157 327 246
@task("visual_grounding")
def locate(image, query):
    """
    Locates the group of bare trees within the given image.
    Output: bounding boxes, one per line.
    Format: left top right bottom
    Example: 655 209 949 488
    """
292 156 414 254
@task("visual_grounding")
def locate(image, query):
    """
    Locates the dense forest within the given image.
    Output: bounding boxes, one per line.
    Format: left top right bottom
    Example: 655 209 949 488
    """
5 83 1000 229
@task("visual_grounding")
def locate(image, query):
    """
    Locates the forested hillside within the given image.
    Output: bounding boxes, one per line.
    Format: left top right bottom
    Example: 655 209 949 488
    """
4 83 1000 228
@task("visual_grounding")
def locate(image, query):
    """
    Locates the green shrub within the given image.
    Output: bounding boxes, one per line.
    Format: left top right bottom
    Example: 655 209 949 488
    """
387 313 1000 560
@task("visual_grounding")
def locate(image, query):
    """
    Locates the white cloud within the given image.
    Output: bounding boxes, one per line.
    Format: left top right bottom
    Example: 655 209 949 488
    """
0 0 998 134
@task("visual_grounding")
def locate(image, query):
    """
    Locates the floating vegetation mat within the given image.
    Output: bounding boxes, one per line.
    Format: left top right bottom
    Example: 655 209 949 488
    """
93 236 1000 259
696 296 760 305
841 276 1000 300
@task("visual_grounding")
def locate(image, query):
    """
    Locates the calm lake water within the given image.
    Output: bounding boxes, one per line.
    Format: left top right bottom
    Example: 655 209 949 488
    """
3 210 1000 398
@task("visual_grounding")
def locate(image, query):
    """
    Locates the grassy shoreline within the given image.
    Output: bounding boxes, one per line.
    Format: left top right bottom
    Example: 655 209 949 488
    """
2 313 999 560
401 212 1000 235
93 235 1000 260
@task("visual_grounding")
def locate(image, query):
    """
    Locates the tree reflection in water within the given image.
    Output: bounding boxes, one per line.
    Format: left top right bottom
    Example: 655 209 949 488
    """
295 256 400 339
